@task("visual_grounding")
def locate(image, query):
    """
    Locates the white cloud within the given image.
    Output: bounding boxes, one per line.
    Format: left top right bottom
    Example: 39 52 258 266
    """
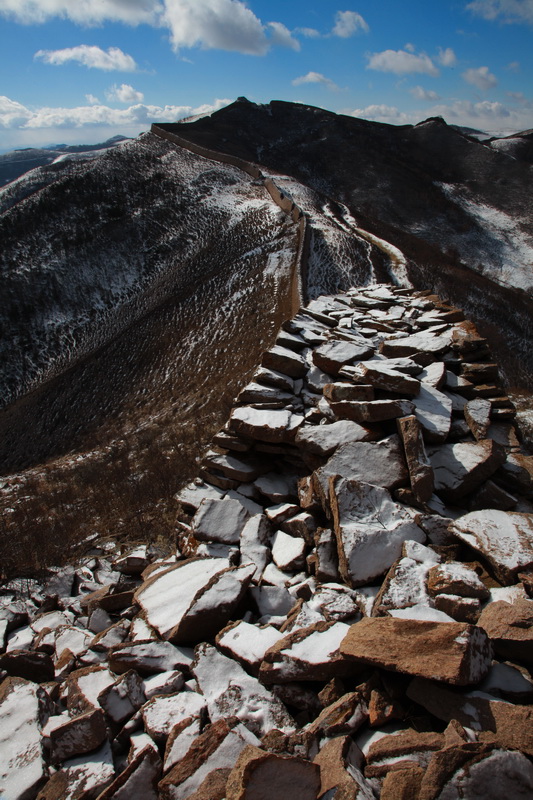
85 94 100 104
411 86 441 101
266 21 300 51
462 65 498 90
292 72 339 91
162 0 269 54
467 0 533 25
106 83 144 103
296 26 320 38
0 94 231 131
350 104 412 124
438 47 457 66
367 49 439 77
35 45 137 71
0 0 161 25
332 9 369 37
405 43 416 52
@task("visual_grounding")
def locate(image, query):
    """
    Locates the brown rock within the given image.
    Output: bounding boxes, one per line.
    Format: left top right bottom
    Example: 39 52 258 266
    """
330 398 415 423
183 768 231 800
397 415 434 502
477 598 533 664
295 419 376 457
368 687 405 727
380 764 424 800
323 382 375 402
307 692 368 737
225 744 321 800
313 339 374 375
0 649 54 683
50 707 107 763
469 479 517 511
348 362 421 396
426 563 489 600
96 745 161 800
433 593 482 623
430 439 506 502
313 736 372 800
98 669 146 725
262 345 307 378
107 640 193 676
340 617 492 685
365 729 444 778
464 398 492 440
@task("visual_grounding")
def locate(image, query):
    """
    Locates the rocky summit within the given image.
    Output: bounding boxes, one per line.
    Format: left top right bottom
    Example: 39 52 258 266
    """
2 283 533 799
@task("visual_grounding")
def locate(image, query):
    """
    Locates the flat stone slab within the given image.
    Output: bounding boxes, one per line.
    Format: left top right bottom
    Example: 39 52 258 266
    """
396 415 434 502
380 329 453 358
295 419 376 457
262 345 307 378
430 440 506 502
412 384 452 443
348 362 421 396
229 406 304 443
477 598 533 664
225 745 321 800
259 621 352 683
313 338 374 375
202 453 265 483
450 510 533 585
0 677 47 800
191 499 250 545
330 398 415 423
330 478 426 586
464 397 492 440
340 617 491 685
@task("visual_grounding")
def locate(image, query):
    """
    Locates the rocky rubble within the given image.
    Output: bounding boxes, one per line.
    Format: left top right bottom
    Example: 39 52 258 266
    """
2 283 533 799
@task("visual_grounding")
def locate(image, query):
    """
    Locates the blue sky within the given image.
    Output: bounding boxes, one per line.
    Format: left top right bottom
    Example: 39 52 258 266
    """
1 0 533 150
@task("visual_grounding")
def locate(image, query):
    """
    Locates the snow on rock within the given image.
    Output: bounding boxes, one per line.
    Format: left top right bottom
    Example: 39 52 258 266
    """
192 643 294 737
229 406 304 443
259 620 352 683
96 744 161 800
107 640 194 676
0 677 48 800
225 744 321 800
295 419 376 457
329 478 425 587
36 740 115 799
271 530 306 571
216 621 284 674
430 440 506 502
191 499 250 544
142 690 207 743
450 510 533 585
412 383 453 443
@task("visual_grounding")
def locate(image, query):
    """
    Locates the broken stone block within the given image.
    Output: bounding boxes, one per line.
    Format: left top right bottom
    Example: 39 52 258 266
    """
159 718 259 800
433 593 482 624
259 620 353 684
216 621 283 676
380 329 453 358
193 643 294 737
191 499 250 545
430 440 506 502
295 419 376 457
97 669 146 726
323 382 375 402
96 745 161 800
180 768 231 800
372 540 439 616
313 734 374 800
272 531 306 572
225 744 321 800
313 339 374 375
340 617 492 685
142 690 206 743
396 415 434 502
202 453 265 483
464 397 492 440
65 665 116 715
262 345 307 378
330 398 415 423
239 515 271 582
412 383 452 443
35 740 115 800
0 649 54 684
477 598 533 664
365 728 444 778
0 677 48 799
253 472 297 503
426 562 489 600
249 585 296 619
229 406 304 443
134 559 254 644
281 512 317 546
307 691 368 738
349 361 421 396
314 529 341 583
329 478 425 587
450 510 533 585
50 707 107 763
107 640 193 676
380 763 424 800
112 546 150 576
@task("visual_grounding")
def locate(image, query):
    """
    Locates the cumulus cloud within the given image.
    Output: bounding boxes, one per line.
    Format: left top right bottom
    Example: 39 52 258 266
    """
367 49 439 77
467 0 533 25
462 65 498 90
296 26 320 38
106 83 144 103
410 86 441 101
0 0 161 25
0 94 230 130
350 104 412 124
35 45 137 71
438 47 457 66
292 72 339 91
85 94 100 104
332 10 369 37
266 22 300 51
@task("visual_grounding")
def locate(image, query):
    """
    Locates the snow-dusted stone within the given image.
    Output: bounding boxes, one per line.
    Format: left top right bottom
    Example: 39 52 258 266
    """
249 586 296 619
295 419 376 457
430 440 506 502
225 745 321 800
253 472 297 503
238 381 294 405
259 620 352 684
66 665 116 714
229 406 304 443
53 625 93 660
478 661 533 703
281 512 317 546
97 669 146 725
191 499 250 545
420 744 533 800
313 735 373 800
89 620 130 653
96 745 161 800
159 717 259 800
50 707 107 763
465 397 492 440
412 383 452 443
340 618 491 685
193 643 294 736
107 641 194 676
323 382 375 402
202 452 265 483
373 541 439 616
113 546 150 576
239 515 271 581
36 740 115 800
364 728 444 779
163 716 202 773
0 677 47 800
348 362 421 396
178 768 231 800
0 649 54 683
143 671 184 701
388 604 454 622
427 563 489 600
142 690 207 743
216 621 284 675
433 593 482 623
134 558 253 644
313 339 374 375
271 531 306 571
450 510 533 585
380 329 453 358
330 398 415 423
262 345 307 378
396 415 434 502
477 598 533 664
329 478 425 587
313 436 409 508
31 609 74 635
88 607 113 634
419 360 446 388
176 482 226 512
